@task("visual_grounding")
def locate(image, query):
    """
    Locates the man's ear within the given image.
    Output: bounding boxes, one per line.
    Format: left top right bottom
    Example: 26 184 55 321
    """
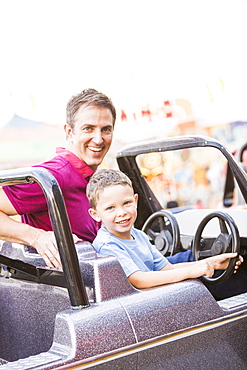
88 208 101 222
64 124 73 140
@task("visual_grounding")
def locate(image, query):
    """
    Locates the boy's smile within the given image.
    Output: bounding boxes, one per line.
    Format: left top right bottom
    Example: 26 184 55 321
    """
89 184 138 240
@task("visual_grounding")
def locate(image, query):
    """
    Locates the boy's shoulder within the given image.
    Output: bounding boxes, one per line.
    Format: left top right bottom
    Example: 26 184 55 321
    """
93 227 143 253
94 226 111 241
93 227 113 251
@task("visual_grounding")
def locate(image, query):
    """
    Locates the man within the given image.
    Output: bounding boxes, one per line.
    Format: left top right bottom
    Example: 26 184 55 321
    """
0 88 116 269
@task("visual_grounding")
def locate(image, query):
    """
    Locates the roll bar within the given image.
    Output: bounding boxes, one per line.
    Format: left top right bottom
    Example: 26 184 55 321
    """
117 135 247 228
0 167 89 309
117 135 247 203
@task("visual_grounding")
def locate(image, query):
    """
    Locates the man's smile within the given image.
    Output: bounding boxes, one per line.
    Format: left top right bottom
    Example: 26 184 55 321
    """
88 146 103 152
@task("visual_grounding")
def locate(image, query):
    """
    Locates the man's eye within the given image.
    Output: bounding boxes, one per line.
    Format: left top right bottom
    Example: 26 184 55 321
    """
82 126 93 132
103 126 113 133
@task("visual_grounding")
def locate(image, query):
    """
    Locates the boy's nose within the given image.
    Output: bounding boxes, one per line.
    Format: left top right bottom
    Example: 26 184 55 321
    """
117 207 127 216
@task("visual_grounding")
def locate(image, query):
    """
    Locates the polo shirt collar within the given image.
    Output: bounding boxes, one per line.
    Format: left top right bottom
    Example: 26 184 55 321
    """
56 147 94 179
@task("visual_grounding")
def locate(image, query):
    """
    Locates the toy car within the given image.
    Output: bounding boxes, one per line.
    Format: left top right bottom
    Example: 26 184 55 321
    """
0 135 246 369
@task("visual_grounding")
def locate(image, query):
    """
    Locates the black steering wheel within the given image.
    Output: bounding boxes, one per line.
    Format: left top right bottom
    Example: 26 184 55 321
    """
192 211 240 285
142 210 180 256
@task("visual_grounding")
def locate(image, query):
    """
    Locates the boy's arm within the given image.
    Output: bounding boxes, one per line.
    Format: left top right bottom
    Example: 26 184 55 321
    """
128 253 241 289
128 261 209 289
167 253 242 273
0 189 61 269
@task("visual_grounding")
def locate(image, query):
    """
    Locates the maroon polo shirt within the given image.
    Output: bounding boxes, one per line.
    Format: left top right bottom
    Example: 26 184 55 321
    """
3 148 99 242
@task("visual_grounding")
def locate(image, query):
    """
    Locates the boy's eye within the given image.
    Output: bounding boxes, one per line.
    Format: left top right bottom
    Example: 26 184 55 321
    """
106 206 114 211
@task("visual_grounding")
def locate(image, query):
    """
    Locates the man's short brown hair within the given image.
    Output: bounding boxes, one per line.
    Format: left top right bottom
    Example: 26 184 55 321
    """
66 88 116 129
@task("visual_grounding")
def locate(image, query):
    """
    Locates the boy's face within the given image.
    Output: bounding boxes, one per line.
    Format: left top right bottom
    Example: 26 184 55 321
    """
89 184 138 240
64 105 114 170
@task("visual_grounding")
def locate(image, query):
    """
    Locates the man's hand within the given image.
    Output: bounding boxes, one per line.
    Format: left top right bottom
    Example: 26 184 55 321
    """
32 230 61 269
31 230 81 269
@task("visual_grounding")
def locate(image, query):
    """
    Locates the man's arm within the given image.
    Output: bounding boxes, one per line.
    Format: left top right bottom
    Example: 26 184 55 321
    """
0 188 61 269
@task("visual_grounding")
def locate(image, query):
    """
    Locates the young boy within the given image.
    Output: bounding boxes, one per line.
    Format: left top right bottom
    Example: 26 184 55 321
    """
86 169 243 289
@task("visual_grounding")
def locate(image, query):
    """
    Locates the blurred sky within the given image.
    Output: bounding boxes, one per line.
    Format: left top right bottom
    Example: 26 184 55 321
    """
1 0 247 128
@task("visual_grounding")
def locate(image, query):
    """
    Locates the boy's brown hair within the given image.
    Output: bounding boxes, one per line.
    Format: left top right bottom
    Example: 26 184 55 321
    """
86 169 132 209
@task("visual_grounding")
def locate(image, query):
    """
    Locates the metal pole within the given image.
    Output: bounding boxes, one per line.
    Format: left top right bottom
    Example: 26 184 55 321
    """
0 167 89 309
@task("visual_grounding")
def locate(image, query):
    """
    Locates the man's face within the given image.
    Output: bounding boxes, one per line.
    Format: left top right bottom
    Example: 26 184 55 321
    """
65 105 114 170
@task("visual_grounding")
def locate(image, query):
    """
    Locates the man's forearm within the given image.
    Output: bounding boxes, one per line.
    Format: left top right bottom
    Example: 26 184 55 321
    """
0 211 38 247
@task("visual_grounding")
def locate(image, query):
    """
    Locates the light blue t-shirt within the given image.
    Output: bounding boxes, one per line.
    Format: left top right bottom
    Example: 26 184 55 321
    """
93 226 168 277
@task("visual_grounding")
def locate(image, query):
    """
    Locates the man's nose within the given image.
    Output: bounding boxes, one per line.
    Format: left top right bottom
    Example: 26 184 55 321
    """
92 129 103 144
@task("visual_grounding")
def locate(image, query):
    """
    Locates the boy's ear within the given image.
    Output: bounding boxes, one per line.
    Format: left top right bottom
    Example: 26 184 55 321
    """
88 208 101 222
134 193 138 204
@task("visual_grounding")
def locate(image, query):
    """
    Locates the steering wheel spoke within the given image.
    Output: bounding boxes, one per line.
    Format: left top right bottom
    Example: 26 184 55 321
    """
197 249 212 258
219 218 229 234
147 229 158 240
157 217 167 231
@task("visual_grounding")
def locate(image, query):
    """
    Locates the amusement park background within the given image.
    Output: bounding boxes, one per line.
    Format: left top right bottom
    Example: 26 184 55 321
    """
0 0 247 208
